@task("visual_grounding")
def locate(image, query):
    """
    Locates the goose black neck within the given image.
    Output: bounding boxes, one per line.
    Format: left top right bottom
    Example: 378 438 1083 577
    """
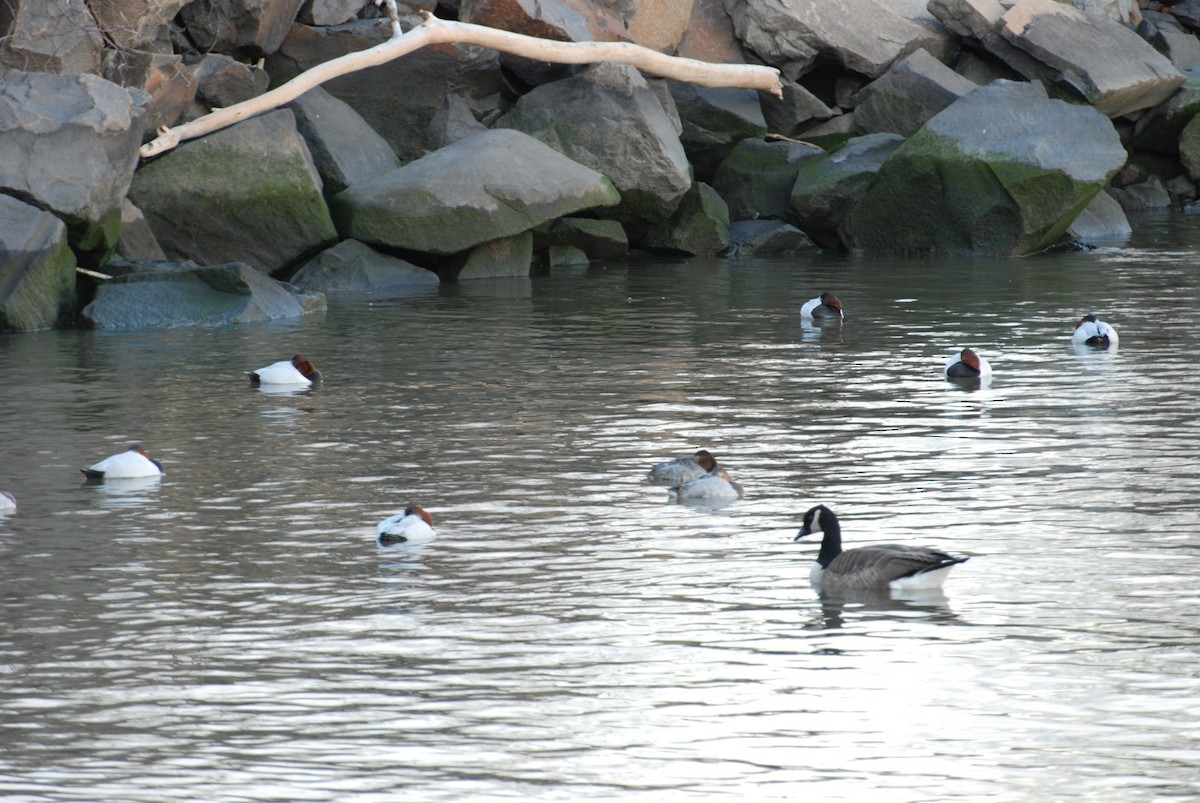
815 510 843 568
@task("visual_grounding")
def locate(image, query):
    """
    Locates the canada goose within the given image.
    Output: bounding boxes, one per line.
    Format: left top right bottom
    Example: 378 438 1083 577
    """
801 291 844 321
647 449 717 486
1072 314 1118 349
248 354 323 385
377 505 435 546
944 348 992 381
81 445 164 480
794 504 968 590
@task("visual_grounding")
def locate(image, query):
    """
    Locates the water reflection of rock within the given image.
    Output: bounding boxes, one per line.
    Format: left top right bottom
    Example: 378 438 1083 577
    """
810 587 958 630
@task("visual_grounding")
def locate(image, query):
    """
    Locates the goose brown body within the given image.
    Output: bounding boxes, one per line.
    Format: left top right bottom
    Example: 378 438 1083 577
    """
795 505 968 590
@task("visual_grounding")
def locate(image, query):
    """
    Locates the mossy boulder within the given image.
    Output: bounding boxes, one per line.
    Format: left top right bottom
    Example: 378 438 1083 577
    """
642 182 730 255
789 133 905 249
0 196 77 332
128 109 338 274
713 137 826 221
846 81 1126 256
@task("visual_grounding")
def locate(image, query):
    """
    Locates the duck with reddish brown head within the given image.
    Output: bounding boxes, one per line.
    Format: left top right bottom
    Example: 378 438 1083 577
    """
647 449 718 487
801 291 844 321
248 354 323 386
944 348 992 381
82 444 164 480
1072 314 1118 350
377 505 436 546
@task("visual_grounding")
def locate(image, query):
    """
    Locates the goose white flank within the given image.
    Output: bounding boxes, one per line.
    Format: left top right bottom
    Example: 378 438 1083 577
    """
794 504 968 591
248 354 323 386
377 506 436 546
81 445 165 480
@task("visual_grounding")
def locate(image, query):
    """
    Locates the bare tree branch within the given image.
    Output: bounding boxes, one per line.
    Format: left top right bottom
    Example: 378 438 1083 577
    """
139 11 783 159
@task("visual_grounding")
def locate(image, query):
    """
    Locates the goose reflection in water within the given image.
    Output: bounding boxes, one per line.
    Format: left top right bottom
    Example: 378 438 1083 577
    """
809 587 959 630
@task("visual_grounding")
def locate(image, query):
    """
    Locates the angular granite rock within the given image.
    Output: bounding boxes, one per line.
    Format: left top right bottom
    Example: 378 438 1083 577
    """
728 219 813 255
669 84 768 183
846 80 1126 256
0 0 103 74
82 260 325 329
0 196 76 332
287 87 399 196
290 240 439 293
728 0 945 79
329 128 620 254
267 20 507 163
0 71 145 264
496 62 691 226
997 0 1184 118
1065 191 1132 242
533 218 629 259
853 49 978 137
129 109 338 274
179 0 308 57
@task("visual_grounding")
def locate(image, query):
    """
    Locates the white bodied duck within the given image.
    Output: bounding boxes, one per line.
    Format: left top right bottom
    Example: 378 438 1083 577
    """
794 504 968 591
1072 314 1118 349
943 348 992 381
647 449 718 486
0 491 15 513
82 444 164 480
801 291 844 321
669 466 744 503
377 505 436 546
248 354 323 386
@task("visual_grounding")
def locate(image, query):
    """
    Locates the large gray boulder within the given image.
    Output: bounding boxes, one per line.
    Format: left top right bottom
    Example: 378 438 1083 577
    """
846 81 1126 256
82 260 326 329
668 84 768 183
451 233 535 281
0 71 145 258
287 87 399 195
103 50 197 133
727 0 945 80
91 0 190 50
1130 72 1200 155
267 20 508 163
712 138 825 221
996 0 1184 118
1066 191 1132 242
0 195 76 332
760 78 836 138
290 240 439 294
179 0 308 56
329 128 620 254
496 62 691 227
0 0 103 74
853 49 977 136
789 132 906 249
186 53 270 115
128 109 338 274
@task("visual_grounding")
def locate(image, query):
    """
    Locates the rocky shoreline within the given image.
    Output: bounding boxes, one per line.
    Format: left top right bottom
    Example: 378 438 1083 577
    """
1 0 1196 331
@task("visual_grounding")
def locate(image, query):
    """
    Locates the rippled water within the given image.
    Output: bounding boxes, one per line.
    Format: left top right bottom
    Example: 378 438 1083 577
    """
3 215 1200 800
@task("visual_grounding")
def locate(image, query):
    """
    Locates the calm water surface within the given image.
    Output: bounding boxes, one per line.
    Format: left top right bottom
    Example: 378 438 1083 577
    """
3 214 1200 801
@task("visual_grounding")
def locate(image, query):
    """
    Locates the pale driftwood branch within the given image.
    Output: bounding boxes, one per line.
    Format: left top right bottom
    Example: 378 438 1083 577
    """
139 11 783 159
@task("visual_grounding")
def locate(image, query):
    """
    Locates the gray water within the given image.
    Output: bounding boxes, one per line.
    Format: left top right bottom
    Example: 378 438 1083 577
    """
3 216 1200 801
